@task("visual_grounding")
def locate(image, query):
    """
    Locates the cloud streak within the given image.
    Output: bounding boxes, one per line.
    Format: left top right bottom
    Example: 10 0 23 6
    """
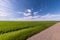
0 8 60 21
16 14 60 21
0 13 60 21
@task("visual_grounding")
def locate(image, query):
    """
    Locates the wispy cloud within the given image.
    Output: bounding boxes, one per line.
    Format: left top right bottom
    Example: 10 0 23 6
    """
9 13 60 21
0 8 60 21
24 9 32 17
1 13 60 21
0 11 10 17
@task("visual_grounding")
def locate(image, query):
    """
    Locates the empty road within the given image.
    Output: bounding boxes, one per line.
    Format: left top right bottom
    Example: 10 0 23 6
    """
27 22 60 40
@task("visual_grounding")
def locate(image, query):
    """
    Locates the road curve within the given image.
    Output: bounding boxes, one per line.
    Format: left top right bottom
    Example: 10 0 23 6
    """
27 22 60 40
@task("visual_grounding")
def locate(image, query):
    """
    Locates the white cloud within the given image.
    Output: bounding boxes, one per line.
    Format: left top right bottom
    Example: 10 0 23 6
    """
33 11 39 16
17 9 40 17
40 13 60 19
12 13 60 21
13 9 60 21
17 12 24 14
24 13 31 17
0 7 60 21
0 12 9 17
0 0 14 17
24 9 32 17
26 9 32 13
34 13 60 21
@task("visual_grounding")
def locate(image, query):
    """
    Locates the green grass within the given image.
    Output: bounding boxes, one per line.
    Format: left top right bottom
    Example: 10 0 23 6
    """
0 21 57 40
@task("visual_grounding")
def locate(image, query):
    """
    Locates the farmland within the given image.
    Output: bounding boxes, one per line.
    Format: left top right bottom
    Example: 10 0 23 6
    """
0 21 56 40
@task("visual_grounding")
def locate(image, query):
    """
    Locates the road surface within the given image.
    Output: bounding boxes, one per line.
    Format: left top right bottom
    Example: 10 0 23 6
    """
27 22 60 40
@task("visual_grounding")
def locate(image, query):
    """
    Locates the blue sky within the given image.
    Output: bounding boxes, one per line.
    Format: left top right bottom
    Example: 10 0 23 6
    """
0 0 60 21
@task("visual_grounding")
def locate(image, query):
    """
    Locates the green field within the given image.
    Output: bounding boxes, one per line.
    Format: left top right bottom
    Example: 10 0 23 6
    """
0 21 56 40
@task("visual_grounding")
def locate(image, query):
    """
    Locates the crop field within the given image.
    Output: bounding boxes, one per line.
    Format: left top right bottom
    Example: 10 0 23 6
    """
0 21 57 40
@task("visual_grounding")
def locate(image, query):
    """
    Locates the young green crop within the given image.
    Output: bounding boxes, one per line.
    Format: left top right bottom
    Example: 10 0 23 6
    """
0 21 43 34
0 21 57 40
